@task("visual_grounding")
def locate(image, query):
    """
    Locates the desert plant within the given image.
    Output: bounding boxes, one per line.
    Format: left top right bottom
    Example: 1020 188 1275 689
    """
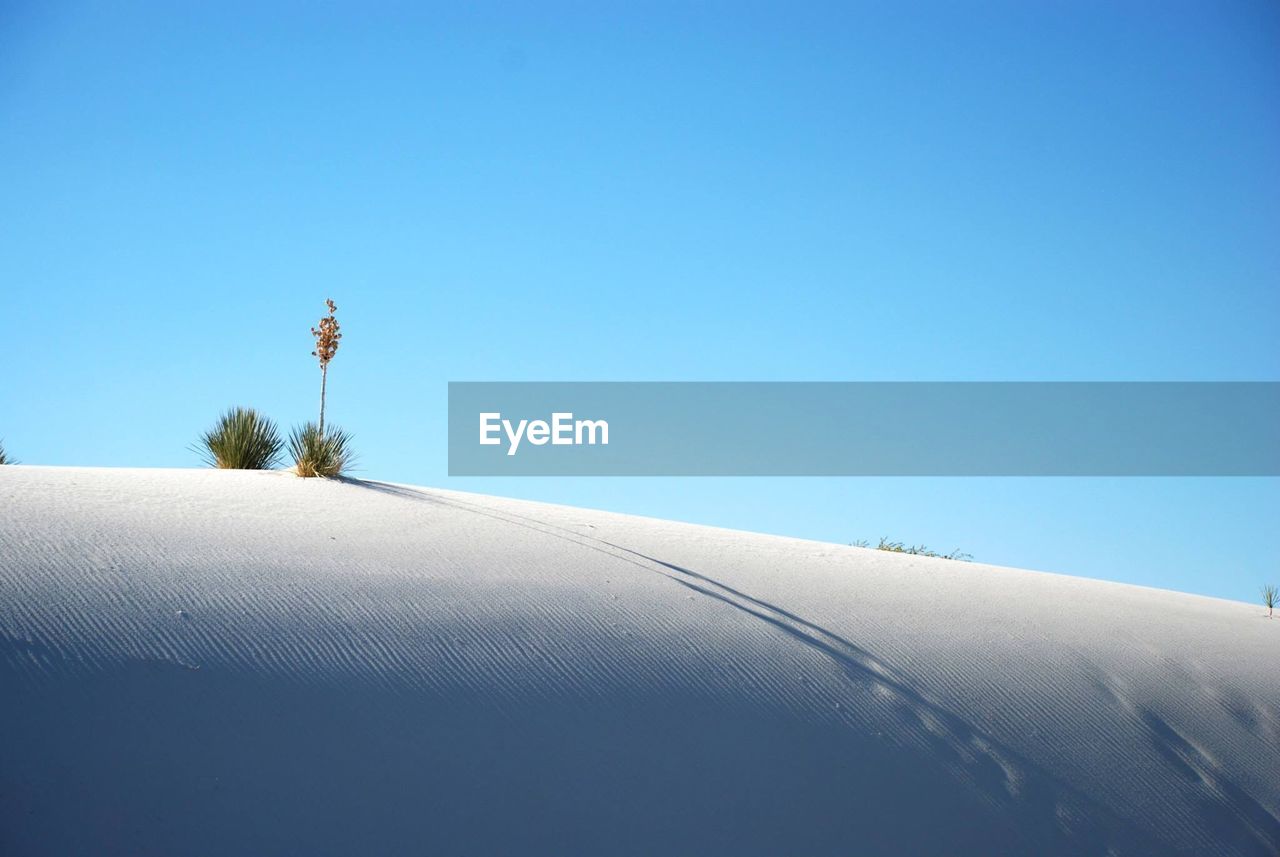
289 421 354 478
310 298 342 434
0 439 10 464
1263 584 1278 619
197 407 284 469
851 537 972 562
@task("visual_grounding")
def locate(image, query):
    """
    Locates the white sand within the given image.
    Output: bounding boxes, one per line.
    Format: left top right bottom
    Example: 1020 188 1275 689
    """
1 466 1276 856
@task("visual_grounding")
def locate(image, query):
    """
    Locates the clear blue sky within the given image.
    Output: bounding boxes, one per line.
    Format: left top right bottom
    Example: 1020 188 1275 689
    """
3 1 1277 603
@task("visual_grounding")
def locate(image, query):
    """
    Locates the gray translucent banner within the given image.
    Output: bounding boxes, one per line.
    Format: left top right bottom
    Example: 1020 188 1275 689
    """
447 382 1280 476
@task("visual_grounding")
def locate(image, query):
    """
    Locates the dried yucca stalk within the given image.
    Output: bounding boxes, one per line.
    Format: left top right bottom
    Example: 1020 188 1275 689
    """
310 299 342 434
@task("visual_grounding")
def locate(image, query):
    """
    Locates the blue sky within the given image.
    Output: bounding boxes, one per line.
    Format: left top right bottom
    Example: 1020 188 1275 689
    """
2 1 1277 603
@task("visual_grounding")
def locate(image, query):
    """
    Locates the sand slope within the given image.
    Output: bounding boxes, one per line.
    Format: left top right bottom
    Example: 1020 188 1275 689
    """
1 466 1277 856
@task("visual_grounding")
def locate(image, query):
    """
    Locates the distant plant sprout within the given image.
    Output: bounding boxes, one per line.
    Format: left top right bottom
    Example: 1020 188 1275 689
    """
0 439 13 464
310 298 342 435
289 422 355 478
197 407 283 469
851 537 973 562
1263 584 1278 619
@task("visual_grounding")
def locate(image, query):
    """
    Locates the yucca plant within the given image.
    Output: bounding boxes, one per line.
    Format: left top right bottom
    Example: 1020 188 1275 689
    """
0 439 11 464
289 421 354 478
1263 584 1278 619
197 407 284 469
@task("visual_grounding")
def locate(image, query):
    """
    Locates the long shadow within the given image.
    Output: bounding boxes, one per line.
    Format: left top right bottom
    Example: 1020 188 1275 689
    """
335 477 442 503
1140 708 1280 854
336 478 1278 855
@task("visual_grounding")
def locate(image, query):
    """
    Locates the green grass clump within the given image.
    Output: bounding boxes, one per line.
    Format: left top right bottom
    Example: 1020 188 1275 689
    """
289 422 354 478
851 537 972 562
197 407 283 469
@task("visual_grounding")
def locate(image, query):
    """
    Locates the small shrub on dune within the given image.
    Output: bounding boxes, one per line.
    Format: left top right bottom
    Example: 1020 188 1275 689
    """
851 537 972 562
289 422 354 478
1263 584 1278 619
198 407 283 469
0 439 12 464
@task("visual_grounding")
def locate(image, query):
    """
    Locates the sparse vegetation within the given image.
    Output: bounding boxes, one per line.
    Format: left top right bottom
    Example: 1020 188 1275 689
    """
310 298 342 434
197 407 283 469
1263 584 1278 619
289 422 354 478
851 537 972 562
0 439 12 464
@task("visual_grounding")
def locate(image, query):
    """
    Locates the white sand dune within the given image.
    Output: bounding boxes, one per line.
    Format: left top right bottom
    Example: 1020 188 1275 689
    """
1 466 1277 856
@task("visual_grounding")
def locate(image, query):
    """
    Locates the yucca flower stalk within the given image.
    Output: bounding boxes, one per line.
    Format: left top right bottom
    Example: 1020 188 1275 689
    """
310 298 342 435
